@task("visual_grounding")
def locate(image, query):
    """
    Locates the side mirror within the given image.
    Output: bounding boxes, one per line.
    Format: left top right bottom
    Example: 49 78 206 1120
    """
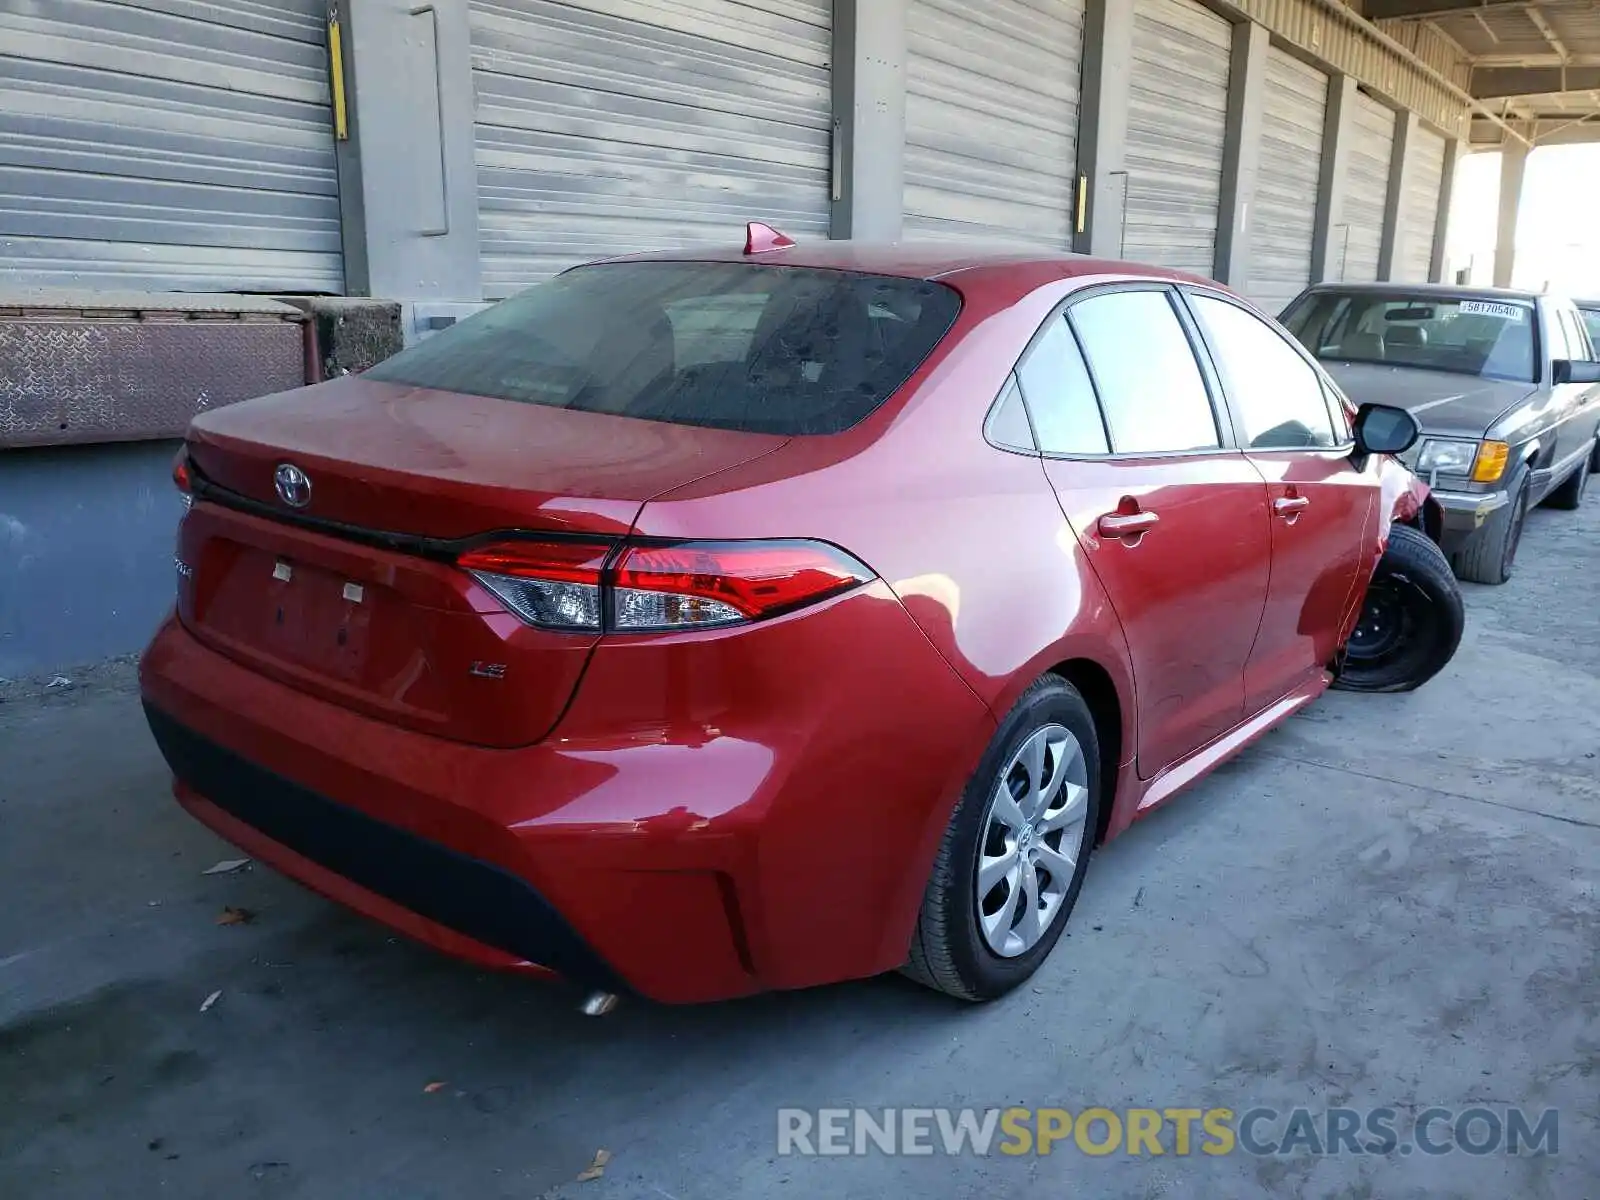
1352 403 1420 461
1553 359 1600 384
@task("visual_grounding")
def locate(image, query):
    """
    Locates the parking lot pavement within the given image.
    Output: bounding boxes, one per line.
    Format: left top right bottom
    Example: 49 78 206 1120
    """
3 500 1596 1200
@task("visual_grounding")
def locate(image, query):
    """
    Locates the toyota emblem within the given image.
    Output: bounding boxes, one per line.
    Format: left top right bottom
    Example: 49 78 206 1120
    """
274 463 312 509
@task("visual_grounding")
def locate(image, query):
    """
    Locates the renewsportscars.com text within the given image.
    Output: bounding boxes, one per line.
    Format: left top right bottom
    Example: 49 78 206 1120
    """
776 1106 1559 1158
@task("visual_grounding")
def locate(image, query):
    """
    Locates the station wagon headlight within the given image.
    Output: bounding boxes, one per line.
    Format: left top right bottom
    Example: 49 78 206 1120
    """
1416 439 1478 476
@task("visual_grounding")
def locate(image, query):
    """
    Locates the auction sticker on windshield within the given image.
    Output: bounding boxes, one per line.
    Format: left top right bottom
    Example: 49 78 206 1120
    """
1458 300 1528 320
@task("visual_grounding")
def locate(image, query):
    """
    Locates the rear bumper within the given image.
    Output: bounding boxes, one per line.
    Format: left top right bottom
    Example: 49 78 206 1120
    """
146 704 619 990
139 593 992 1003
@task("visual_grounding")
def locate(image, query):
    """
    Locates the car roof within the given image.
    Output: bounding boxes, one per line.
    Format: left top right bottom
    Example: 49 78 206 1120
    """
1300 280 1546 303
588 236 1225 305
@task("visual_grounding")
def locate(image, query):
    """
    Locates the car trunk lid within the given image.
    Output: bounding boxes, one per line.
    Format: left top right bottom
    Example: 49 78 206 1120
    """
178 376 787 747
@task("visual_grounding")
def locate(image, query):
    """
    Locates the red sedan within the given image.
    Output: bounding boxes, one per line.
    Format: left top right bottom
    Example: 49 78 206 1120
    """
141 228 1462 1006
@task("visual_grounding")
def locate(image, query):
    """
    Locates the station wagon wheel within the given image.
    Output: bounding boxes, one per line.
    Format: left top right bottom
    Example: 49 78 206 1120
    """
1545 441 1593 511
1452 468 1529 586
903 676 1102 1001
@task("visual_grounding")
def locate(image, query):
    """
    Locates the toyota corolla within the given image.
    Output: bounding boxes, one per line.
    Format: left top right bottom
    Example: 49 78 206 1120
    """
141 227 1462 1007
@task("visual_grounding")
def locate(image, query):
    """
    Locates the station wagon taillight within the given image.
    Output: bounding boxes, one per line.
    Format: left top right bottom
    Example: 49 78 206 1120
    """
456 539 874 633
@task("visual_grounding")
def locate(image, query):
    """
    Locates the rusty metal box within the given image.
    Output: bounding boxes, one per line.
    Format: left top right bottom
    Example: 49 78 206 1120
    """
0 289 309 449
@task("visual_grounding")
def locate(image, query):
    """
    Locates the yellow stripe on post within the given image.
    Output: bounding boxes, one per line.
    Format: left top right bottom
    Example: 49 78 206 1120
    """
329 13 349 140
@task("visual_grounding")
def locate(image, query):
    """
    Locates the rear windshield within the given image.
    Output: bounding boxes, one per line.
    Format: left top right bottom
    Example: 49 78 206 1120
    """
364 262 963 435
1282 291 1538 383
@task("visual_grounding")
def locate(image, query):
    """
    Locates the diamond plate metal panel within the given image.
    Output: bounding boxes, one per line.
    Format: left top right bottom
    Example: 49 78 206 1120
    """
0 316 305 448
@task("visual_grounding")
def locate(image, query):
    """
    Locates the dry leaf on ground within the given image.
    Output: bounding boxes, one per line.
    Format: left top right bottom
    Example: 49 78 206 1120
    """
576 1149 612 1182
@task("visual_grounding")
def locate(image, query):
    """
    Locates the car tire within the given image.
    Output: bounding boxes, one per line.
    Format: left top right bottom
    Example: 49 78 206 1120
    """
1451 469 1529 585
902 675 1102 1002
1590 435 1600 475
1545 443 1594 511
1334 524 1464 694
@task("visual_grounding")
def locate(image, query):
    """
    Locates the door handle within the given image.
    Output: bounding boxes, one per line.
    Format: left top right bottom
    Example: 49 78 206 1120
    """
1273 496 1311 517
1097 510 1160 538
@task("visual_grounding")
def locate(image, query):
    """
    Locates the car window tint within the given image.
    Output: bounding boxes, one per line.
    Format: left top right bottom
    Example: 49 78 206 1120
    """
986 375 1037 452
1067 290 1219 454
363 262 962 436
1190 295 1338 450
1559 308 1593 361
1014 315 1109 455
1581 307 1600 349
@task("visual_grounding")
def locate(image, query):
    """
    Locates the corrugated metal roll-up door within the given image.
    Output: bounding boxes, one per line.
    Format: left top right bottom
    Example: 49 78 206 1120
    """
1123 0 1233 274
0 0 342 293
1339 92 1396 283
903 0 1086 246
1395 127 1446 282
471 0 832 299
1246 49 1328 313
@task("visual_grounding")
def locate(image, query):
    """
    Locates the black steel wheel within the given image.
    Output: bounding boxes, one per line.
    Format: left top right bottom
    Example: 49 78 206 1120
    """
1335 525 1464 693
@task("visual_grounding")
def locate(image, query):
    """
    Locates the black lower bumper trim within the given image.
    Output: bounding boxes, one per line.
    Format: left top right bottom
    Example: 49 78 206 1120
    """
143 703 625 992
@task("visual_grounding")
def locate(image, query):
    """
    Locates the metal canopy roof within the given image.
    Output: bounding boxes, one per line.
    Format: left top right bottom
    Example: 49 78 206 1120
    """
1368 0 1600 144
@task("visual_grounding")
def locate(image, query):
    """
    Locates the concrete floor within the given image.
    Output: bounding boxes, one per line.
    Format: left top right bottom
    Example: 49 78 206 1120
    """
2 499 1597 1200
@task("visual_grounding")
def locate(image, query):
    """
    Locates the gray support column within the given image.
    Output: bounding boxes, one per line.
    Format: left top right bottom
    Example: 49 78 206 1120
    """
1214 20 1269 286
1429 137 1461 283
335 0 482 303
1494 135 1529 288
1311 74 1357 283
1074 0 1136 257
1378 109 1418 281
829 0 908 241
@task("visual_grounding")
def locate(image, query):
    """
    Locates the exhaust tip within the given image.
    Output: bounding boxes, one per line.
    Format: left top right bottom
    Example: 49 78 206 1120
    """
579 990 619 1017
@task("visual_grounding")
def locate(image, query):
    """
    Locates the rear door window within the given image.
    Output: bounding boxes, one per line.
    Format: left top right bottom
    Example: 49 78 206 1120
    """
1581 307 1600 349
1014 315 1110 455
1558 307 1594 361
1067 289 1221 454
363 262 962 435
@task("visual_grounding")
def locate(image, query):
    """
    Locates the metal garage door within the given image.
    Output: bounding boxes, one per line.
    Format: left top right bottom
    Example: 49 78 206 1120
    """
1246 48 1327 313
0 0 342 293
1394 126 1446 282
1338 91 1396 283
1123 0 1233 273
471 0 832 299
903 0 1086 246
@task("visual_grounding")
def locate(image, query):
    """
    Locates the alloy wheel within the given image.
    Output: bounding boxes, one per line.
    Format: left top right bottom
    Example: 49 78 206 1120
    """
975 723 1091 958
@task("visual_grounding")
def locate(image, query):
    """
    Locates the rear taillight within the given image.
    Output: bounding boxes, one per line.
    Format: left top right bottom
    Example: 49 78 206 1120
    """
456 540 611 631
456 538 873 633
612 541 871 630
